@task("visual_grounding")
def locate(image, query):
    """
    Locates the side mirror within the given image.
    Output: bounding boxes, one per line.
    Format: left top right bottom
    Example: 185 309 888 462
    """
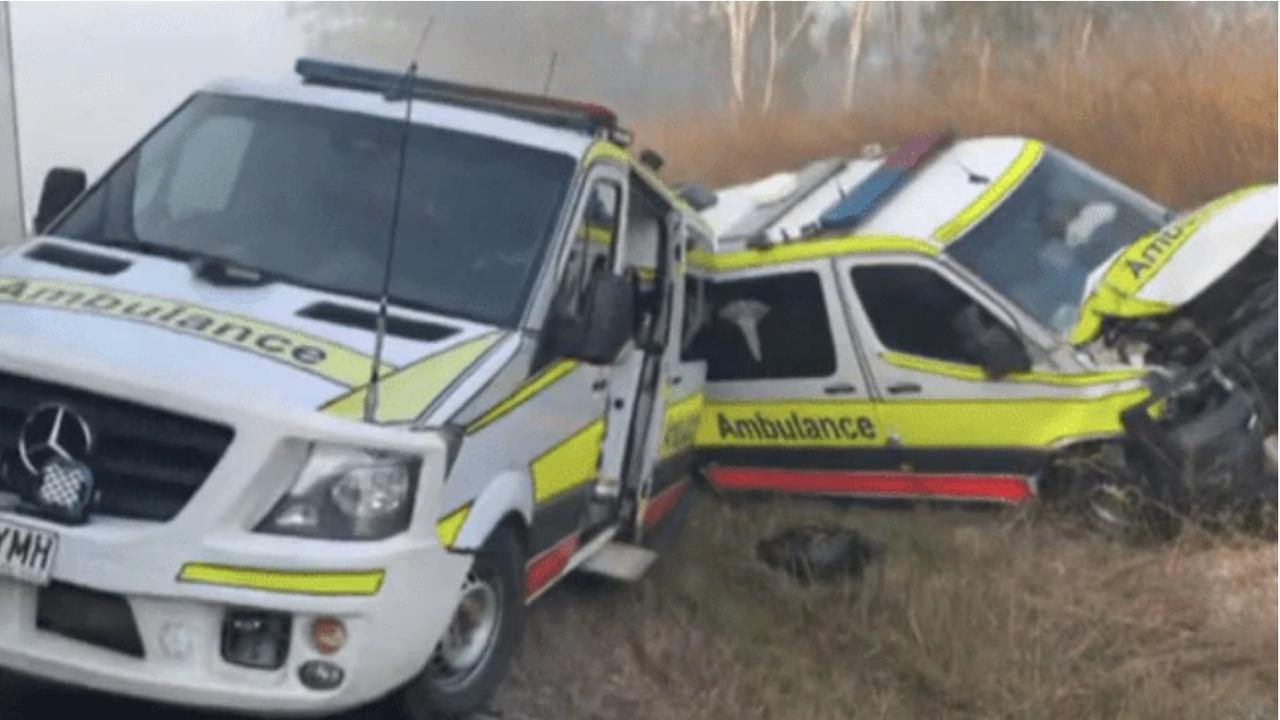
35 167 87 234
547 270 636 365
953 305 1031 379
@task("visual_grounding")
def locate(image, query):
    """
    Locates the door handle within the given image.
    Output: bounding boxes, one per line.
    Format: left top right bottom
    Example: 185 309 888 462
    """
669 375 683 387
887 382 922 395
823 383 857 395
591 378 609 393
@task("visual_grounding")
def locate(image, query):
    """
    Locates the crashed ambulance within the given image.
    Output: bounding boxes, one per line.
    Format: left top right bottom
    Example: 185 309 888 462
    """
0 59 706 717
686 133 1276 526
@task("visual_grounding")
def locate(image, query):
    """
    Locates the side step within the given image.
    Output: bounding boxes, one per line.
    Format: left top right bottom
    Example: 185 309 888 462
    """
578 542 658 583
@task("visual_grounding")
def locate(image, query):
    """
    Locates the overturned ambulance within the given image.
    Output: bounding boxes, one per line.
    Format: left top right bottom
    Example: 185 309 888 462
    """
0 59 707 717
687 134 1276 526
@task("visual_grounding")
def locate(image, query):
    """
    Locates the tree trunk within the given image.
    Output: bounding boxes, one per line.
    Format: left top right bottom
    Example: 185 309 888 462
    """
718 1 758 116
842 1 869 110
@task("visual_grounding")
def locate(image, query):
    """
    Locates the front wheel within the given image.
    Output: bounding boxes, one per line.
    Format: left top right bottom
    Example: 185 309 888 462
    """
1043 442 1177 540
397 524 525 720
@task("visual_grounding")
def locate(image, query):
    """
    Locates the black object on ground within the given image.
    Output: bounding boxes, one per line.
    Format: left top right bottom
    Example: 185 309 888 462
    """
756 524 884 584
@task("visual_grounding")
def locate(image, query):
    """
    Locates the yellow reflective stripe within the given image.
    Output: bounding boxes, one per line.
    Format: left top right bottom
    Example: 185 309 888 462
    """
529 419 604 503
880 351 1145 387
934 140 1044 243
322 332 502 423
687 234 939 272
697 400 882 449
660 391 704 459
0 277 391 387
466 359 579 434
697 390 1148 450
880 388 1149 448
1069 184 1271 344
177 564 384 596
436 503 471 548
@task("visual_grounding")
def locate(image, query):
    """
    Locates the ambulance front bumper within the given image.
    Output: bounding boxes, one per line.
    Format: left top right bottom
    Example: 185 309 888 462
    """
0 516 470 716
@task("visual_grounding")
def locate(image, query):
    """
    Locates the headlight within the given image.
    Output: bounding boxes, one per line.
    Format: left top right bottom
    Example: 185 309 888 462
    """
257 443 420 540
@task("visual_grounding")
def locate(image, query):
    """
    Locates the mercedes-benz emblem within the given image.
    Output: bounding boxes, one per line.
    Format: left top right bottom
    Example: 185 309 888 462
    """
19 404 93 476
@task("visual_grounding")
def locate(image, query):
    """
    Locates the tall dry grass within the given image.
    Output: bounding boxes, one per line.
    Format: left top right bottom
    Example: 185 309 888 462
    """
637 25 1277 209
495 498 1276 720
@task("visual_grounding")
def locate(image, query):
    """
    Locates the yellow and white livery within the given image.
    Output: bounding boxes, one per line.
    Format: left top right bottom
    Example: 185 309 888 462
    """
0 58 707 718
689 134 1275 514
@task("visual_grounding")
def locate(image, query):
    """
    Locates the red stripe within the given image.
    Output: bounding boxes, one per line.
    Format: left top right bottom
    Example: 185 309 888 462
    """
643 480 688 529
884 131 949 168
525 533 579 599
707 467 1033 503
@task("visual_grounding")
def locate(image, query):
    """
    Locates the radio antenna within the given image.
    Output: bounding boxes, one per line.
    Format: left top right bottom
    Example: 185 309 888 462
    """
542 50 558 96
365 17 434 423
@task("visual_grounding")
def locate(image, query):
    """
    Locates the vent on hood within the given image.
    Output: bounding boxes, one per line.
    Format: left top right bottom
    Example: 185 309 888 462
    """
25 243 131 276
297 302 460 342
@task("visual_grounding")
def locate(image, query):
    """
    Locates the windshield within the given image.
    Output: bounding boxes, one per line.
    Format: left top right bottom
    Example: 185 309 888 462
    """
52 93 577 327
946 148 1166 335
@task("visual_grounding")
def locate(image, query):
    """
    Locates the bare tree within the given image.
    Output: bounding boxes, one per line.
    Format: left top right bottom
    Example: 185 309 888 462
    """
761 2 813 112
842 1 870 109
717 0 760 115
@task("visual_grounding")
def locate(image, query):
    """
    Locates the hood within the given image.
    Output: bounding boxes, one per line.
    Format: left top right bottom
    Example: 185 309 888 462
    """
0 237 507 423
1070 184 1278 344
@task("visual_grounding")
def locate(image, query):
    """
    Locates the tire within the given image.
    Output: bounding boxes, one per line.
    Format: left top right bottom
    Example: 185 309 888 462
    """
397 524 525 720
1044 443 1178 540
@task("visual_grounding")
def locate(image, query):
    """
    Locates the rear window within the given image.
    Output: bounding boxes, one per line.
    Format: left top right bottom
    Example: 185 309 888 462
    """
685 272 836 381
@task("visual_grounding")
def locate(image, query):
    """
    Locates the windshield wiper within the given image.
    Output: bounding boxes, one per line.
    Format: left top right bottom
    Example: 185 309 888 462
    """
93 238 275 287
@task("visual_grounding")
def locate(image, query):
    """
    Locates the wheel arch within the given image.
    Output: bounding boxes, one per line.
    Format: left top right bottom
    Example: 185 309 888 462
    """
450 469 535 553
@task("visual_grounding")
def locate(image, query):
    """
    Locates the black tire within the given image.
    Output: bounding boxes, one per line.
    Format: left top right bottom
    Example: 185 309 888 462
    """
397 524 525 720
1044 442 1178 540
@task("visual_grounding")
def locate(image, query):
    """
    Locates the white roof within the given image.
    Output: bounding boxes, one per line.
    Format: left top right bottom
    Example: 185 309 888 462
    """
707 137 1032 252
202 77 594 160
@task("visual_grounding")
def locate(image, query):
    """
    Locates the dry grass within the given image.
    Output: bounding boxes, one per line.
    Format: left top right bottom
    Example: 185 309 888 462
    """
636 25 1277 209
495 496 1276 720
489 26 1278 720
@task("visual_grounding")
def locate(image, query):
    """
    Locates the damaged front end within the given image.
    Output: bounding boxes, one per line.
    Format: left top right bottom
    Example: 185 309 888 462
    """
1097 230 1277 515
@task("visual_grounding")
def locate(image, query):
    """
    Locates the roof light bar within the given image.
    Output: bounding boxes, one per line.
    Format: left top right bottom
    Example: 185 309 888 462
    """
818 131 951 231
294 57 621 137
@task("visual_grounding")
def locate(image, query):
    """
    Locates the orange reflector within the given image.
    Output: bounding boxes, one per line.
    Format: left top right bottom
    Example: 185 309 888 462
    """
311 617 347 655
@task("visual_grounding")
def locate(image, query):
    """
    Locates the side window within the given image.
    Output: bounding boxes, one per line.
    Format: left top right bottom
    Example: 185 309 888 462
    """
627 182 672 346
557 181 621 317
688 271 836 381
851 264 1005 365
681 274 708 360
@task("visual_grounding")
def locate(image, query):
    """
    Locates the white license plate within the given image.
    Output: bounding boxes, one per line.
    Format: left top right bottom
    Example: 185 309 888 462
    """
0 519 57 586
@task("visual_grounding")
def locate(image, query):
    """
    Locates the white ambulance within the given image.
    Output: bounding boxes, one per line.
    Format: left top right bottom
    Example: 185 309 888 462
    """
688 134 1275 527
0 58 707 718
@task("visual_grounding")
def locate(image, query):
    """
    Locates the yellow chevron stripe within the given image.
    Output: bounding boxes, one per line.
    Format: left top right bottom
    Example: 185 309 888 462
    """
934 140 1044 243
465 359 579 434
323 332 502 423
435 503 472 548
529 419 604 503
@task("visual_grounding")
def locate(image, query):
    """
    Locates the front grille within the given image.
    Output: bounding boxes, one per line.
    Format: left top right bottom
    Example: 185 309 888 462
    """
0 370 234 521
37 581 145 658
